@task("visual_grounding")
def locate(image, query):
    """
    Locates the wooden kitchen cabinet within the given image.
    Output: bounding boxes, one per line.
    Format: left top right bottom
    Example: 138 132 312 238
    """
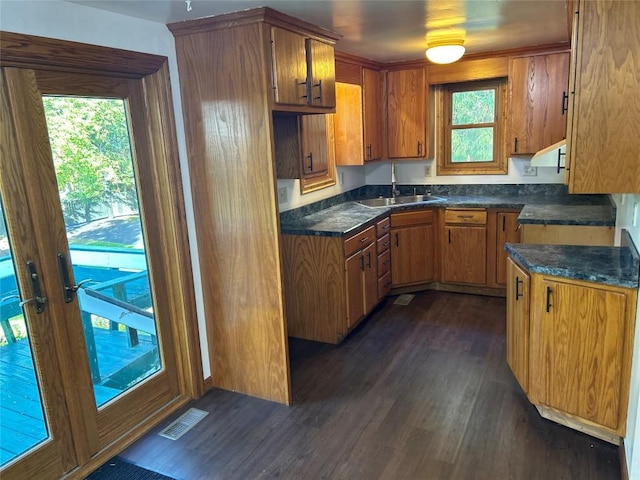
387 67 428 159
376 216 392 299
529 274 637 440
271 26 336 110
282 224 382 344
362 67 383 161
274 113 336 193
506 252 638 443
565 0 640 193
390 209 435 287
334 67 383 165
509 52 569 155
495 212 522 285
441 209 487 285
506 257 530 393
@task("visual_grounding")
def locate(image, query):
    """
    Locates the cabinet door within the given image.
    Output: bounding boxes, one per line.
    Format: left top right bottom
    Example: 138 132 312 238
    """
509 53 569 154
334 82 364 166
387 68 427 158
566 0 640 193
363 242 378 314
271 27 308 106
362 68 382 161
307 38 336 108
442 226 487 285
496 212 522 285
506 258 530 393
391 225 434 286
530 277 627 429
300 114 328 177
345 250 365 328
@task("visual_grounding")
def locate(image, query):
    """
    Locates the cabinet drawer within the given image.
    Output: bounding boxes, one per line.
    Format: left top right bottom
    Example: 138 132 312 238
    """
344 225 375 257
444 208 487 225
378 270 392 299
376 216 391 237
390 209 433 228
377 233 391 254
377 249 391 277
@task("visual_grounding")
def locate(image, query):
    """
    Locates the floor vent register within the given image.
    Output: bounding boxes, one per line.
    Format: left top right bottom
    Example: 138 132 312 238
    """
158 408 209 441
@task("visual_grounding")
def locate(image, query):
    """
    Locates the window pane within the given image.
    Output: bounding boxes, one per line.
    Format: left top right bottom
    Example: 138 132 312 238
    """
452 89 495 125
451 127 494 162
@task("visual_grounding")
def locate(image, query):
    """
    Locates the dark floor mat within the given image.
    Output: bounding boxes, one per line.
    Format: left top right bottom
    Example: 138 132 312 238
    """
86 456 175 480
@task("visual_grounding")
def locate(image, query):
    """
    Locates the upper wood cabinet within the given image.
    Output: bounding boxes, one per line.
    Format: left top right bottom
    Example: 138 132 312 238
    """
386 67 428 159
273 114 336 193
509 52 570 155
271 27 336 111
334 66 383 165
362 68 383 161
565 0 640 193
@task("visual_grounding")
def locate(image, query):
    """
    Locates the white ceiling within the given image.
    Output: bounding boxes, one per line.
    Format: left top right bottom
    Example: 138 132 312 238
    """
67 0 569 63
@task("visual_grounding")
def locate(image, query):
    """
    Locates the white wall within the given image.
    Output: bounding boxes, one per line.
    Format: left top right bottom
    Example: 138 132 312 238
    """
366 157 565 185
0 0 210 376
614 194 640 480
277 166 366 211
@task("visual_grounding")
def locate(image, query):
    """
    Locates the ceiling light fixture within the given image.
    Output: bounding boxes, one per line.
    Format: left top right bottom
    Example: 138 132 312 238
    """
425 40 465 64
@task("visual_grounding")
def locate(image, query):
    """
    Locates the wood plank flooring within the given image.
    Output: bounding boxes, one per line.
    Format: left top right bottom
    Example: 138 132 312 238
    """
120 291 621 479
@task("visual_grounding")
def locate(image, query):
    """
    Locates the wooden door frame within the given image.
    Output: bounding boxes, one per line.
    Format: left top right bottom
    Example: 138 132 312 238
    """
0 30 203 474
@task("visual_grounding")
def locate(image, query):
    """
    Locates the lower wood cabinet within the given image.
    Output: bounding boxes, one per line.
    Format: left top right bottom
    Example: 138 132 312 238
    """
496 211 522 285
441 209 487 285
506 255 638 443
506 257 530 393
376 216 392 299
390 209 435 287
281 224 381 344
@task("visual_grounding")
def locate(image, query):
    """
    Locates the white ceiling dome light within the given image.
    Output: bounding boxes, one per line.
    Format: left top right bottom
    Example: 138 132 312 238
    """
425 40 466 64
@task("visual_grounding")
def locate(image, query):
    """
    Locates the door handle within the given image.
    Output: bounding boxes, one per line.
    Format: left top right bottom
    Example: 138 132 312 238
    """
23 261 47 314
57 253 91 303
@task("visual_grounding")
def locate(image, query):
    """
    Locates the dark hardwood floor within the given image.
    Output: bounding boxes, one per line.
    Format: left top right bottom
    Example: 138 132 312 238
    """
120 291 621 479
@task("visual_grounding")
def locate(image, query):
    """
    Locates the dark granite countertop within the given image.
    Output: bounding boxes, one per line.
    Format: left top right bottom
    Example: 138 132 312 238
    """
280 192 614 237
280 202 390 237
505 243 639 288
517 204 615 226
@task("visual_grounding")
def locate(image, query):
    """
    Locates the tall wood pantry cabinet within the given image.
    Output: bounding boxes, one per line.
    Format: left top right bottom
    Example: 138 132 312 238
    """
565 0 640 193
168 8 339 404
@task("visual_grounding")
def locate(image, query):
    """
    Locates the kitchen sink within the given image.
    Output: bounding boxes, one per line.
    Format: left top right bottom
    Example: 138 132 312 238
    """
357 195 444 207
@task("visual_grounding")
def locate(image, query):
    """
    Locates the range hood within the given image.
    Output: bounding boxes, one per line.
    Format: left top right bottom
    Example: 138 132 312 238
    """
530 139 566 170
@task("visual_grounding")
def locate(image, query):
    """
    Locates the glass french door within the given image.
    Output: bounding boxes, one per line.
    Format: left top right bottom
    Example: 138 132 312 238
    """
0 68 180 478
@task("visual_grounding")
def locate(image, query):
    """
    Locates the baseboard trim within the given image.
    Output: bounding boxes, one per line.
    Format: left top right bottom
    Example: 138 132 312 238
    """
204 376 214 390
620 438 629 480
535 404 621 445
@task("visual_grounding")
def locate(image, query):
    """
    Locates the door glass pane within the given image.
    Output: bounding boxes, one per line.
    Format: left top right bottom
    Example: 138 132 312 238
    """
42 96 161 408
0 202 49 466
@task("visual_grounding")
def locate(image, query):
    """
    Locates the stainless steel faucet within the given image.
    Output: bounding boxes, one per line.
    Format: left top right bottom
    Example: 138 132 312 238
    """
391 161 400 198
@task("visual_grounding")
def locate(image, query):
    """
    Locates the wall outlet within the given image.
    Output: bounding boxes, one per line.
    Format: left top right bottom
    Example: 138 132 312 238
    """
425 166 431 177
633 201 639 227
523 165 537 176
277 186 287 204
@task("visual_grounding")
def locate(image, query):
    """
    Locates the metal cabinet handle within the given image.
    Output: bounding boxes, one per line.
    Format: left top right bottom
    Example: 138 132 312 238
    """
395 232 399 247
515 276 523 300
546 286 553 313
367 144 372 159
298 78 308 100
502 216 506 232
367 251 372 267
313 79 323 102
448 230 452 244
417 141 422 156
561 91 569 115
557 149 566 174
306 153 313 172
514 137 519 153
